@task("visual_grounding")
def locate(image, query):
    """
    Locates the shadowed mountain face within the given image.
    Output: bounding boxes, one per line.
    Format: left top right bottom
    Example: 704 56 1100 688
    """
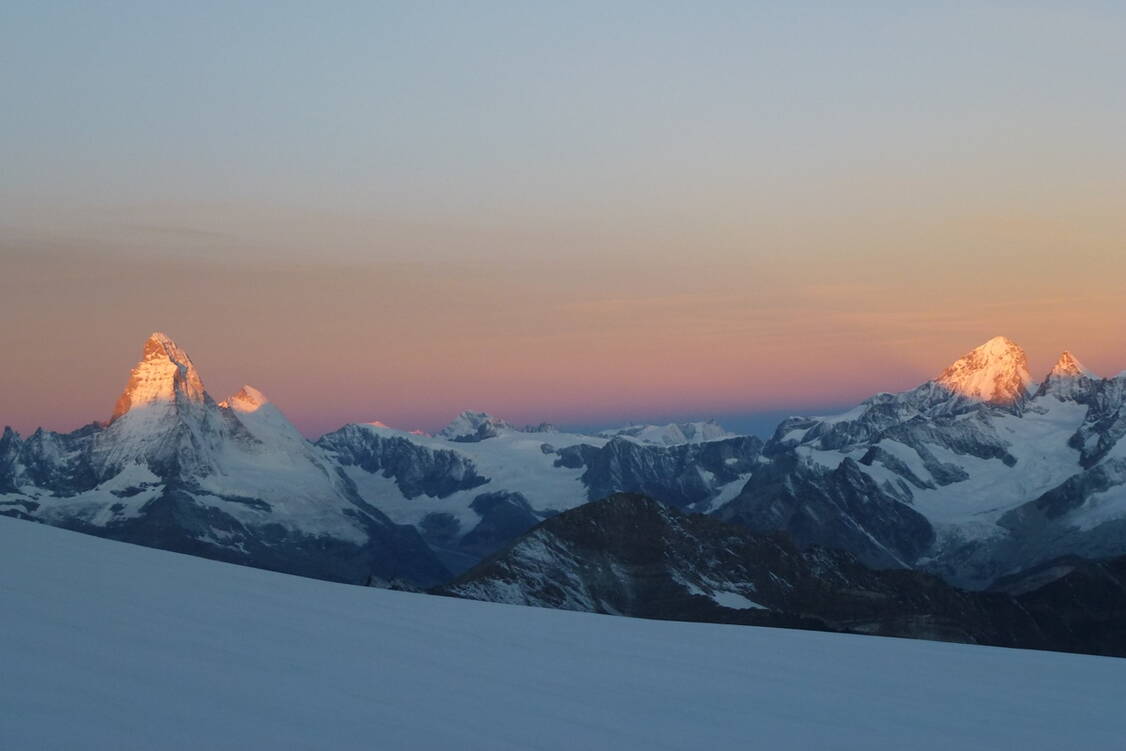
440 493 1126 657
713 454 935 569
988 554 1126 656
553 434 763 510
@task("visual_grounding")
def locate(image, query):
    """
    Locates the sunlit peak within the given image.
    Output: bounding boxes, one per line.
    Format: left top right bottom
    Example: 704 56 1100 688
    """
223 385 270 414
935 335 1031 405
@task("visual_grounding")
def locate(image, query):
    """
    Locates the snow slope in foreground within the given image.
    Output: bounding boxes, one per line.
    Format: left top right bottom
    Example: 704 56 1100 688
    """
1 518 1123 751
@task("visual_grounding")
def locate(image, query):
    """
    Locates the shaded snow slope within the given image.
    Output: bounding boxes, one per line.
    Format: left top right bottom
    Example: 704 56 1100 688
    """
2 516 1124 751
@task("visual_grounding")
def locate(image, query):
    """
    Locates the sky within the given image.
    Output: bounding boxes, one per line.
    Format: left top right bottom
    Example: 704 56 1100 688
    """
2 2 1125 437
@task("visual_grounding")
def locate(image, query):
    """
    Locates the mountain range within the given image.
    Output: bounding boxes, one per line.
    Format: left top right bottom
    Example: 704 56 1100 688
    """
0 334 448 585
4 331 1126 651
440 492 1126 656
726 335 1126 588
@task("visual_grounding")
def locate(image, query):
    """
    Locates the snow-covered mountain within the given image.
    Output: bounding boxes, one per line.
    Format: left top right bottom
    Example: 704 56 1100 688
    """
9 331 1126 593
0 333 763 580
934 335 1032 407
716 336 1126 588
317 420 761 572
7 515 1123 751
598 419 735 445
0 333 449 586
437 410 516 441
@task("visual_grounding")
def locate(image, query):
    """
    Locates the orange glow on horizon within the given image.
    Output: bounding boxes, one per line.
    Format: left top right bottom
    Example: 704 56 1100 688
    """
3 204 1126 438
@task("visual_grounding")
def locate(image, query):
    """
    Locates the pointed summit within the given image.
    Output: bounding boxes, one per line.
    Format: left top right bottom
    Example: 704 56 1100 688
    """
1036 351 1097 400
222 385 270 413
934 336 1032 406
220 384 308 446
110 332 207 421
1048 351 1095 380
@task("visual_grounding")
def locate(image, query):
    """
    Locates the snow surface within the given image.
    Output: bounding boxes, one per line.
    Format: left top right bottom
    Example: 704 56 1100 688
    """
796 394 1090 544
709 590 767 610
23 461 164 526
2 516 1124 751
692 471 751 512
1072 481 1126 532
880 398 1087 546
342 421 751 533
344 423 609 530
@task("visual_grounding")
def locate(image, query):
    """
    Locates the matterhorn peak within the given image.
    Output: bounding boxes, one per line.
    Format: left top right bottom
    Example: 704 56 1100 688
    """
110 332 208 421
934 335 1032 406
222 385 270 413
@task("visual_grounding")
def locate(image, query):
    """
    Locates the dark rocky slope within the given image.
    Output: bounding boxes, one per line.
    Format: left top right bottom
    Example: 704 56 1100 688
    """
440 493 1126 656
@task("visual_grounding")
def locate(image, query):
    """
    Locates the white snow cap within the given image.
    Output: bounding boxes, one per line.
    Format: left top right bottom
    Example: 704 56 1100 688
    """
1037 351 1098 399
1047 351 1096 380
935 335 1032 405
438 410 513 439
223 385 270 413
111 332 207 420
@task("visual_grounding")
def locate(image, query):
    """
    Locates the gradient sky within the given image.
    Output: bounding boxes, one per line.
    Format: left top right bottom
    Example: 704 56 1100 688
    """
2 2 1125 437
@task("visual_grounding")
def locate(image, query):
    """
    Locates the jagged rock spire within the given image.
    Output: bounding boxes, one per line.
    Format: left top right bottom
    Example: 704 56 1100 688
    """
110 333 207 421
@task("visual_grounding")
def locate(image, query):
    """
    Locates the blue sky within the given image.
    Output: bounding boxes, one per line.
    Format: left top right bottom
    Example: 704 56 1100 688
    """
3 2 1125 436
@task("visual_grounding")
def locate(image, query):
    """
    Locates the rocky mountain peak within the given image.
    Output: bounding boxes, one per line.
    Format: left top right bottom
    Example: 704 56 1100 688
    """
1036 351 1098 400
934 335 1032 406
1047 351 1094 380
110 332 207 421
